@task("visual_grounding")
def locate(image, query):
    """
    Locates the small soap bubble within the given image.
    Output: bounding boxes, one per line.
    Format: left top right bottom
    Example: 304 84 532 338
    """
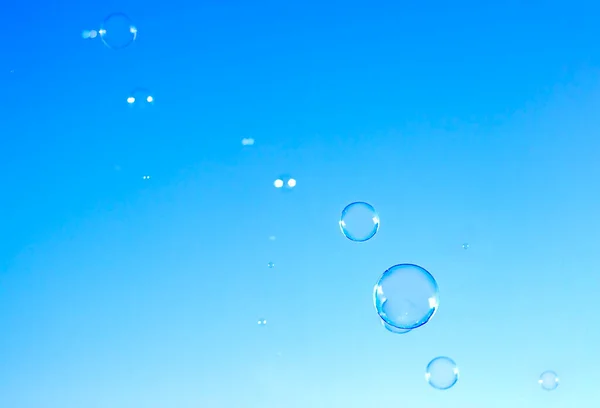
127 88 154 106
242 138 255 146
426 356 459 390
274 175 295 191
374 264 439 330
381 319 411 334
539 371 559 391
462 243 469 250
267 262 274 268
268 236 276 241
142 175 150 180
99 13 137 50
257 319 267 325
339 202 379 242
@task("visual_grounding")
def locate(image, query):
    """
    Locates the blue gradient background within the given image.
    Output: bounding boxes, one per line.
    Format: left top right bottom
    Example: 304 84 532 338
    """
1 1 599 407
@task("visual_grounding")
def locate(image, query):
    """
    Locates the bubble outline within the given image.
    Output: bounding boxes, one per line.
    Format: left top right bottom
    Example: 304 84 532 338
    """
339 201 380 242
373 263 439 330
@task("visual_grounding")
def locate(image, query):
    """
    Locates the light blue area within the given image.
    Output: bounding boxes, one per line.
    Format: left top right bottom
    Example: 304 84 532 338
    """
1 0 600 407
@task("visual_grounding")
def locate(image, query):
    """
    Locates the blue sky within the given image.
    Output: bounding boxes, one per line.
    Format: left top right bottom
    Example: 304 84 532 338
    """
1 0 599 407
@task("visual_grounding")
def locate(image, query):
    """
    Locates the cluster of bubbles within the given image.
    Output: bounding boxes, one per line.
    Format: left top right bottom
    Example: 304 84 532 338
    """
82 14 153 110
336 200 557 392
85 10 559 396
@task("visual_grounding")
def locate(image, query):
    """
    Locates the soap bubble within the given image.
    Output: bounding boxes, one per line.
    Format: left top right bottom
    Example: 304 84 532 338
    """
81 29 98 39
267 262 274 268
274 175 296 190
381 319 411 334
374 264 439 330
99 13 137 50
539 370 559 391
426 356 459 390
462 243 469 250
257 319 267 325
127 88 154 106
339 202 380 242
242 138 255 146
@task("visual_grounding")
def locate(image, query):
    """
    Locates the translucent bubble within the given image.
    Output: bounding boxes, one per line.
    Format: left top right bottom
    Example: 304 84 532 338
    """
426 356 459 390
257 319 267 325
539 370 559 391
242 138 255 146
274 175 296 191
339 202 379 242
373 264 439 330
267 262 274 268
99 13 137 50
462 243 469 250
381 319 411 334
127 88 154 107
142 175 150 180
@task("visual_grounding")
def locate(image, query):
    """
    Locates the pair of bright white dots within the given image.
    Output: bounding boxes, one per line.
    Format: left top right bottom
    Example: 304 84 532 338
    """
274 178 296 188
127 95 153 104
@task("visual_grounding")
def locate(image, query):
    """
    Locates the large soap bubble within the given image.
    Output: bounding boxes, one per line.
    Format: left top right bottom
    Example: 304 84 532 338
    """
373 264 439 330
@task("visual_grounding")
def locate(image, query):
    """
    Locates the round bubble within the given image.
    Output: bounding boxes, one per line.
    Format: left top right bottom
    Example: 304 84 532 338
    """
426 356 459 390
267 262 274 268
339 202 380 242
127 88 154 107
373 264 439 330
99 13 137 50
274 175 296 191
381 319 411 334
539 370 559 391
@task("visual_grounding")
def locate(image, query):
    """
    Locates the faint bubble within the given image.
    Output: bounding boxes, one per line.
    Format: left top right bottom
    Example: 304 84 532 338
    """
99 13 137 50
426 356 459 390
257 319 267 325
374 264 439 330
142 175 150 180
539 370 559 391
242 138 255 146
268 236 276 241
127 88 154 106
267 262 274 268
274 175 296 191
339 202 380 242
462 243 469 250
381 319 411 334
